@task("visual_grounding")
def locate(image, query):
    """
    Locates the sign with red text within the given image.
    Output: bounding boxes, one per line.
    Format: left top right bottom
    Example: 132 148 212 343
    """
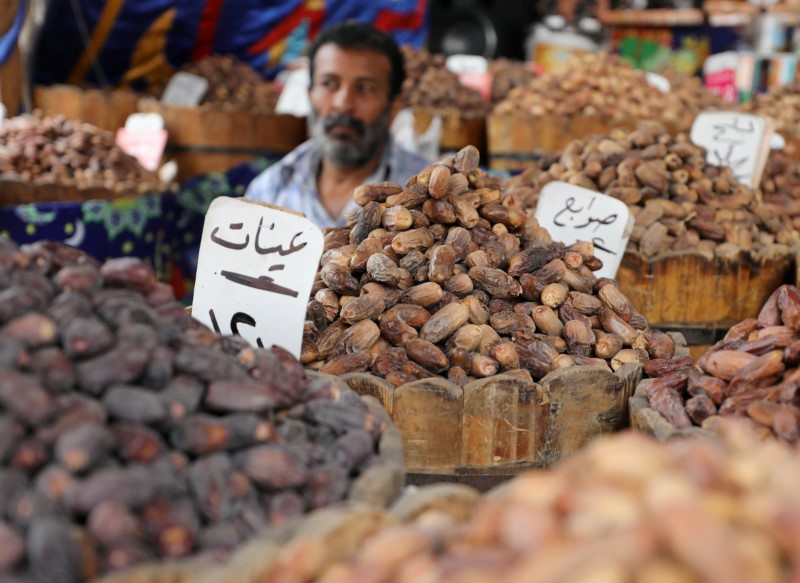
192 198 324 358
535 182 632 279
704 51 738 103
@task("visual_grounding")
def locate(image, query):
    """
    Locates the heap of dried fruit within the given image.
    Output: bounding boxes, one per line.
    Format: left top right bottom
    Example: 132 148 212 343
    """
0 113 170 194
0 239 399 582
760 150 800 232
202 425 800 583
150 55 279 111
504 121 799 259
492 53 718 130
646 284 800 444
401 47 489 117
489 58 537 104
303 145 676 387
741 84 800 141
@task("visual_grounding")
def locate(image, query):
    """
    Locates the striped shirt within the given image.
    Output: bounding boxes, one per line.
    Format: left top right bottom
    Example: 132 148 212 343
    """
244 138 430 229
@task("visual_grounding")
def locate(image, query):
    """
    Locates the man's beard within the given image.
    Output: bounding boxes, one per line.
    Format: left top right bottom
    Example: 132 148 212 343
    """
309 106 391 168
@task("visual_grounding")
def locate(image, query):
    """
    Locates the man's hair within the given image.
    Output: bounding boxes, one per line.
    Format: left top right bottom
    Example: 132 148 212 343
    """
308 20 405 100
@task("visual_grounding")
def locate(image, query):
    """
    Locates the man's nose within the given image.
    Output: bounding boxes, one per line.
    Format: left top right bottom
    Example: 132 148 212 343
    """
331 84 356 113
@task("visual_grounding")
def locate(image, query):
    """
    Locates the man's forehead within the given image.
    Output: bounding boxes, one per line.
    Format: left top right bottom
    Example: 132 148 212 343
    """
312 44 392 80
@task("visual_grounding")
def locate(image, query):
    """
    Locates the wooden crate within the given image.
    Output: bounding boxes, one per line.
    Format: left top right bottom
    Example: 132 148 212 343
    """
0 0 23 118
340 363 642 481
33 85 140 132
487 113 685 170
138 98 307 181
616 248 796 361
412 107 486 157
0 176 160 205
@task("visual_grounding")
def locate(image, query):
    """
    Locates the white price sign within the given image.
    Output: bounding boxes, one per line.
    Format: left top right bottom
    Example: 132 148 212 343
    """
771 132 785 150
645 72 670 94
161 72 209 107
192 198 324 358
535 182 632 279
445 54 488 75
0 103 6 124
125 113 164 132
690 111 773 188
275 68 311 117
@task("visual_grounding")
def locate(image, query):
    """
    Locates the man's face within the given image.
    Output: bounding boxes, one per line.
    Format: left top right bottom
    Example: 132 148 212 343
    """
309 44 398 168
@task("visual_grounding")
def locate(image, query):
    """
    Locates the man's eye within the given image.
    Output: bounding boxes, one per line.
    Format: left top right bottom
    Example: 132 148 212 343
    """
358 84 378 94
320 79 338 90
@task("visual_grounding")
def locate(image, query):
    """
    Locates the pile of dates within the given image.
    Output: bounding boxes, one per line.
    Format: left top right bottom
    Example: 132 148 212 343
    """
505 121 800 259
492 53 719 131
208 425 800 583
488 58 537 104
167 55 279 112
759 150 800 232
741 84 800 142
647 284 800 445
0 239 397 582
303 145 676 387
0 113 169 194
400 47 489 117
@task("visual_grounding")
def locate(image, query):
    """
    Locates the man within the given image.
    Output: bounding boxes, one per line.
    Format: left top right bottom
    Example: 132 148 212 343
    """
245 21 431 228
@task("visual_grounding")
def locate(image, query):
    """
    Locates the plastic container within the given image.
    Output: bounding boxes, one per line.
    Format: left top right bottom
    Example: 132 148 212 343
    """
526 15 600 74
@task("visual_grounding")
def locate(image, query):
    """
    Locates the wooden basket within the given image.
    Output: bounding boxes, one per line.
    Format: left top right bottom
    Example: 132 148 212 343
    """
138 98 307 181
33 84 140 133
339 363 643 487
487 113 685 170
616 247 797 361
412 107 487 157
0 176 168 206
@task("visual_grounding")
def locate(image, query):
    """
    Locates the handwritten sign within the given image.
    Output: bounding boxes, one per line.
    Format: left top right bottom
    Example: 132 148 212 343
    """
445 54 488 75
690 112 773 188
535 182 632 279
275 68 311 117
703 51 739 103
645 72 670 94
115 127 168 172
161 72 209 107
125 113 164 132
192 198 324 358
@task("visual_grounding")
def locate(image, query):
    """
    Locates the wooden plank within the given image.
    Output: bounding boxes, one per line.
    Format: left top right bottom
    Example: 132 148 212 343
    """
108 90 139 131
0 0 22 117
538 365 623 466
413 107 487 156
393 378 463 473
516 378 546 465
615 362 644 414
81 88 110 130
341 372 395 417
460 375 520 467
0 176 33 205
617 248 795 327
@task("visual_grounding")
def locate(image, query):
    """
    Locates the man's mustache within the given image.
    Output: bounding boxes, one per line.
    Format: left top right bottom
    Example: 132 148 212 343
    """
323 114 365 137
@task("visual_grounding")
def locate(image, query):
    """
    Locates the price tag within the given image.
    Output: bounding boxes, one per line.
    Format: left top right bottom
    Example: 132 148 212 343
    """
192 197 324 359
445 54 488 75
703 51 739 103
275 68 311 117
161 72 209 107
690 111 774 188
125 113 164 132
535 182 632 279
645 72 670 94
0 103 6 124
771 132 785 150
115 128 168 172
457 72 493 102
